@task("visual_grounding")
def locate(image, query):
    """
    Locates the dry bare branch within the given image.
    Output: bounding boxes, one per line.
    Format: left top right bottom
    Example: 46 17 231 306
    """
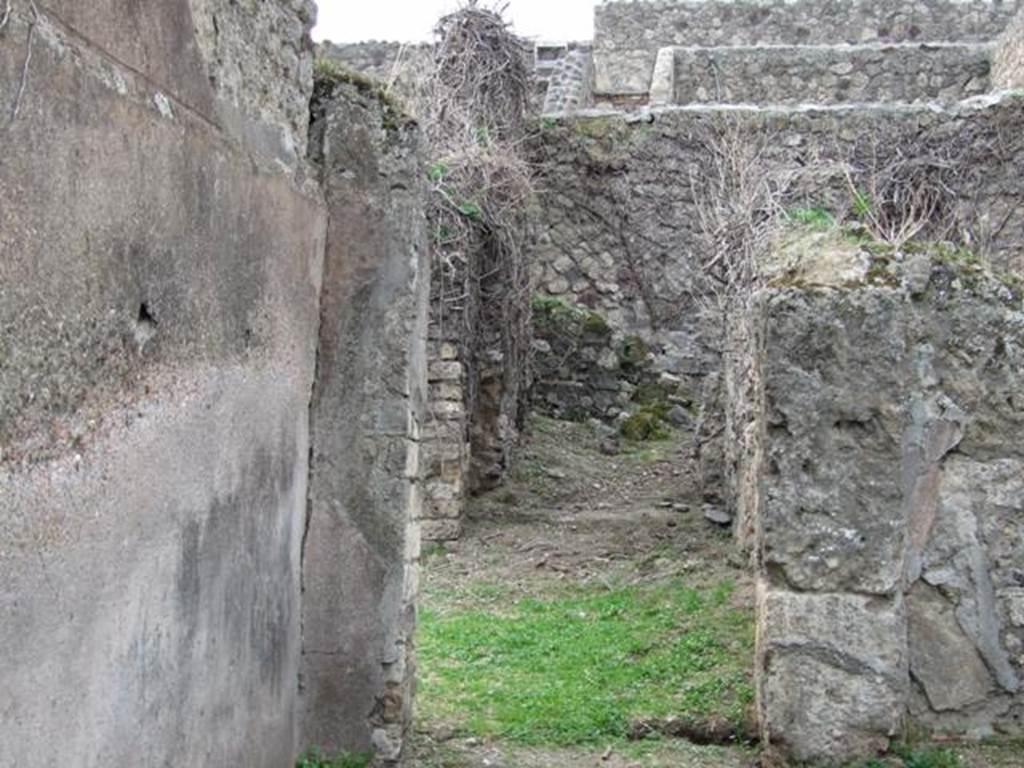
423 1 537 445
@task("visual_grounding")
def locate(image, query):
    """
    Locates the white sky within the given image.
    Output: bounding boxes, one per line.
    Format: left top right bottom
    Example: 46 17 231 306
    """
313 0 599 44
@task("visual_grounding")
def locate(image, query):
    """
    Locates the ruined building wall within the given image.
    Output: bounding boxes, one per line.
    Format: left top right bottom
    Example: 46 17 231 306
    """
316 41 536 541
594 0 1023 96
422 337 471 542
530 94 1024 419
540 43 594 115
668 43 992 106
0 1 323 765
317 41 435 118
994 8 1024 88
301 78 429 762
1 3 431 766
727 254 1024 762
318 43 472 543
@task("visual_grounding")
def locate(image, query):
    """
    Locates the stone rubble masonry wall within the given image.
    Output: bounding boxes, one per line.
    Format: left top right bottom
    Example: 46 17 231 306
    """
0 2 325 766
669 42 992 105
541 43 595 114
422 340 471 542
530 298 696 430
594 0 1023 96
994 8 1024 88
531 305 628 423
301 78 429 763
529 94 1024 423
728 255 1024 762
320 39 591 119
188 0 317 166
317 41 435 118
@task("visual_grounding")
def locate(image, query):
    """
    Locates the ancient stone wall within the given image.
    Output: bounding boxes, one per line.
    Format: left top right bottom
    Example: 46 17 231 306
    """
669 42 992 105
317 38 536 539
188 0 317 165
421 339 471 542
540 43 594 114
994 8 1024 88
321 38 592 119
727 249 1024 762
0 1 324 765
317 41 434 117
531 94 1024 416
529 297 697 436
301 77 429 763
594 0 1022 96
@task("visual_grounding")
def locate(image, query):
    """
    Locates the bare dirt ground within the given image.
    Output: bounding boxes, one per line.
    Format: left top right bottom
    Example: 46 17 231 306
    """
418 417 747 605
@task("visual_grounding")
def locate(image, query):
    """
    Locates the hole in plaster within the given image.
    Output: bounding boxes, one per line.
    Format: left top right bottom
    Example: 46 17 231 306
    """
134 301 158 350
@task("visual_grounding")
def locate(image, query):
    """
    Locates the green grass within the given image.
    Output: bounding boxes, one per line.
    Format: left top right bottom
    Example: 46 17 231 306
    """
893 745 964 768
296 748 372 768
789 207 837 231
620 408 672 442
417 580 755 748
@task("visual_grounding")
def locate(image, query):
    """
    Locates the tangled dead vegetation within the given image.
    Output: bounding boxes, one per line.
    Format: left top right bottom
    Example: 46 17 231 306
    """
424 2 537 481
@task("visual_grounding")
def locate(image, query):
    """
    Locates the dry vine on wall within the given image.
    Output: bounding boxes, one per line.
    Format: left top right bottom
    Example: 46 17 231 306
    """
423 1 537 490
683 117 791 509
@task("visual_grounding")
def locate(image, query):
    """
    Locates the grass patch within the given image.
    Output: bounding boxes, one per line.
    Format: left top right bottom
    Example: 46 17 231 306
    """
422 541 449 561
296 748 372 768
892 745 964 768
789 206 837 231
621 408 671 442
417 580 755 748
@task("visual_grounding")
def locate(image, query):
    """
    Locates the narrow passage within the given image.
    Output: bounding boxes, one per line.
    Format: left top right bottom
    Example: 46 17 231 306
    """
412 416 757 768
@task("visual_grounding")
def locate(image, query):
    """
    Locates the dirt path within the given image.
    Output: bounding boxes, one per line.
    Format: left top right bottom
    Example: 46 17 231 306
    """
420 417 748 600
411 417 756 768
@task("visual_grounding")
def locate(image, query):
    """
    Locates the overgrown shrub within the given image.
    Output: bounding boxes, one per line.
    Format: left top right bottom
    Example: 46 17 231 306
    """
424 3 536 439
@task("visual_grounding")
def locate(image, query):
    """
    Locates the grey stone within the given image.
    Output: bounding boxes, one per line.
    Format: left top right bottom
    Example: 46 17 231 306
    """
994 8 1024 89
703 505 732 526
908 584 993 712
666 404 693 428
729 252 1024 758
1004 589 1024 627
758 589 907 764
421 519 463 542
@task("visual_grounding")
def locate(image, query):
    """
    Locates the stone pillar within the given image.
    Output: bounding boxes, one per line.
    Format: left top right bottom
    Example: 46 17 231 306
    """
750 287 910 763
648 47 676 107
421 343 470 542
732 251 1024 763
301 76 429 765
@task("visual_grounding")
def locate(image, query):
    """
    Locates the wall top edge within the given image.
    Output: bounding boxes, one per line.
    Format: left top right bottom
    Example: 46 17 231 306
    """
653 40 995 52
598 0 1017 7
541 88 1023 119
